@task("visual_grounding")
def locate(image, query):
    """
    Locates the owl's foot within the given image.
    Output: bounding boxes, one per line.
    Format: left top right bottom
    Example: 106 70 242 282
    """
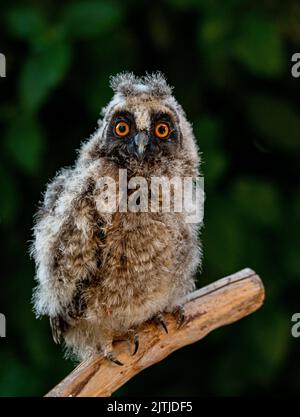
105 351 124 366
172 305 186 329
127 330 139 355
101 340 124 366
153 312 168 334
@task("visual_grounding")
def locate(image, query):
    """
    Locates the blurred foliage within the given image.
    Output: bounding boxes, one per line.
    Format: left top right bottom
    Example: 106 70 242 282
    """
0 0 300 396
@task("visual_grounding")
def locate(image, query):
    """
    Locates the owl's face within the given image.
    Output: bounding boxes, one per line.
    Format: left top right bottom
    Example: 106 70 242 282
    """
80 73 197 170
103 99 181 165
78 73 199 191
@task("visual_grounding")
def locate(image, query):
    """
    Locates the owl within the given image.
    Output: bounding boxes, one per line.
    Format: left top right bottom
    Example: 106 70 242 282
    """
31 72 202 364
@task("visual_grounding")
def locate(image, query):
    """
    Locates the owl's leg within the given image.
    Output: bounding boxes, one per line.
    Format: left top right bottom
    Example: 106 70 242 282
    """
153 312 168 334
171 305 186 329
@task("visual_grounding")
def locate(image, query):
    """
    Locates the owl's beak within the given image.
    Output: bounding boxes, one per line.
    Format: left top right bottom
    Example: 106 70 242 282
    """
134 132 149 160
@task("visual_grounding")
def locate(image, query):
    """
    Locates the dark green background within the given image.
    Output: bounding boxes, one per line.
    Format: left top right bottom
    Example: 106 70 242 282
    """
1 0 300 396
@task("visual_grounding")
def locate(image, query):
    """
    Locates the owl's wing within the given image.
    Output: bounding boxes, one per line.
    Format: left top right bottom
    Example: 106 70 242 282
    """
43 168 72 213
32 163 105 331
50 315 68 344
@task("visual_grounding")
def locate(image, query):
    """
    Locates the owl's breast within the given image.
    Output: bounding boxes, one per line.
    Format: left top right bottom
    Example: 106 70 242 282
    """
93 211 182 329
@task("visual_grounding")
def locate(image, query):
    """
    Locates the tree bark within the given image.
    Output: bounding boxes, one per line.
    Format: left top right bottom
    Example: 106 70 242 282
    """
46 268 265 397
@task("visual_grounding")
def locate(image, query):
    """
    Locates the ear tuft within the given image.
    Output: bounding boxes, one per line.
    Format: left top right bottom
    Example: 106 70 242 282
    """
109 71 173 98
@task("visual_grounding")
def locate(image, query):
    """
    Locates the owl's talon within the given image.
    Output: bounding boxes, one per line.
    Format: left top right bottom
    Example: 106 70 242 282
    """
173 305 186 329
153 312 168 334
106 351 123 366
127 330 139 355
161 320 168 334
133 334 139 355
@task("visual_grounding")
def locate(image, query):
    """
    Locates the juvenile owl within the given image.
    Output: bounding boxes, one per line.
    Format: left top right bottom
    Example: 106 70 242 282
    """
31 73 202 364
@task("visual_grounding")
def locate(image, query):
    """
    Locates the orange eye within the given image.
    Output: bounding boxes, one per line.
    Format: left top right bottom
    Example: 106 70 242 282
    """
155 122 169 139
115 121 130 137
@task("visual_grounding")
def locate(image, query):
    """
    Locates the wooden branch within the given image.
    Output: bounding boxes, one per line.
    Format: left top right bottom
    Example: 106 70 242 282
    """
46 268 265 397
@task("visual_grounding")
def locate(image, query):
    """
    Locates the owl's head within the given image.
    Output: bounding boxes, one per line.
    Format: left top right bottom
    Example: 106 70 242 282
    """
80 72 198 170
